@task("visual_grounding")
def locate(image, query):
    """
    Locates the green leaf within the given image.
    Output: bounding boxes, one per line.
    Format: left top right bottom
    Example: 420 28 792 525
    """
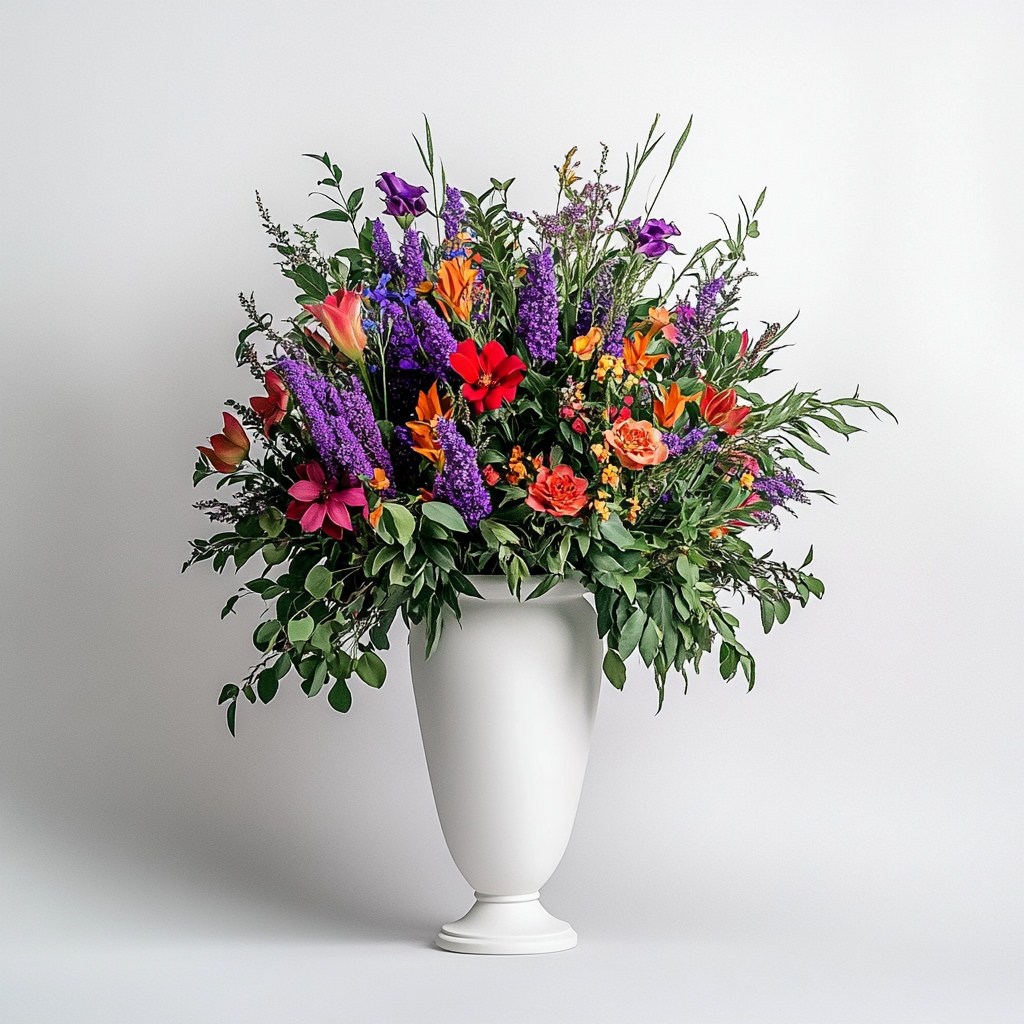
355 651 387 688
218 684 239 705
220 595 240 619
381 503 416 545
421 539 455 571
310 208 351 222
639 618 662 666
525 574 561 601
259 508 286 538
262 542 289 566
805 576 825 599
479 519 520 547
618 608 647 659
760 598 775 634
800 545 814 569
305 659 328 698
421 501 469 533
272 652 292 680
257 669 279 704
309 621 333 652
599 514 637 550
327 649 353 679
255 620 281 647
304 565 334 600
226 701 236 736
327 678 353 713
288 615 315 643
603 649 627 690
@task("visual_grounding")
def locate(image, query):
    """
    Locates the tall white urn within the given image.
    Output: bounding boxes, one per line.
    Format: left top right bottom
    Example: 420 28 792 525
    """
409 576 602 954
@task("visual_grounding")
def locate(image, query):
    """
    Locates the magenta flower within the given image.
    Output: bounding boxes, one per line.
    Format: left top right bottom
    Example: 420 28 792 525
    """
375 171 428 221
635 218 681 258
286 462 367 539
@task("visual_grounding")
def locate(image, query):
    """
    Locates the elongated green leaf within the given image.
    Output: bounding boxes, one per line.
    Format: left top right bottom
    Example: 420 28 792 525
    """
218 684 239 705
618 608 646 659
603 649 627 689
355 651 387 688
760 599 775 633
381 503 416 545
599 514 636 550
422 501 468 533
257 669 279 704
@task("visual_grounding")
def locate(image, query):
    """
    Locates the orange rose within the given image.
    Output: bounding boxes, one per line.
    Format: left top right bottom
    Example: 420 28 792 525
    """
525 464 590 518
603 417 669 471
571 326 603 361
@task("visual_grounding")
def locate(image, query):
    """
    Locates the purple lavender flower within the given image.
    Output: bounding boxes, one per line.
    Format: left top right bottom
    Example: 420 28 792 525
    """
276 358 373 481
409 300 458 381
379 299 419 371
675 277 726 368
663 432 686 457
677 427 708 453
575 264 613 336
401 228 425 290
375 171 428 220
431 418 492 529
601 311 626 356
756 469 809 508
635 218 681 258
696 276 726 333
335 375 395 496
443 186 465 240
371 219 400 279
516 247 559 364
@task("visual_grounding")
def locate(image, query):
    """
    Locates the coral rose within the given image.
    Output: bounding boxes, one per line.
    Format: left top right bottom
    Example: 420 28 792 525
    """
525 464 590 518
603 417 669 471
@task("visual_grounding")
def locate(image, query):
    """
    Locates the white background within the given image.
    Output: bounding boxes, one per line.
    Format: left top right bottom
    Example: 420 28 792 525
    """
1 1 1021 1021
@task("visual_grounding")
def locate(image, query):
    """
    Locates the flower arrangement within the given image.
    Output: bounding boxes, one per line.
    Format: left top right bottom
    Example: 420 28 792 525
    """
187 118 891 734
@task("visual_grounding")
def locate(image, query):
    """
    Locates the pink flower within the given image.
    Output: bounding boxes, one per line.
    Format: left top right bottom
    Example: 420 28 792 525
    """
286 462 367 539
303 289 367 362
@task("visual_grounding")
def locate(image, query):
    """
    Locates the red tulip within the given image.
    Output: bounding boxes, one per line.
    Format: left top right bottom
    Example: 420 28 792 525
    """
250 370 288 436
303 289 367 362
449 339 527 415
198 413 250 473
699 384 750 436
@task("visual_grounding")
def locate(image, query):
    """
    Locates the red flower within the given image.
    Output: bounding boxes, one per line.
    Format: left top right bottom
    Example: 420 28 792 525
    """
198 413 250 473
699 384 751 436
449 339 527 415
482 465 500 485
303 289 367 362
286 462 367 539
250 370 288 436
525 464 590 518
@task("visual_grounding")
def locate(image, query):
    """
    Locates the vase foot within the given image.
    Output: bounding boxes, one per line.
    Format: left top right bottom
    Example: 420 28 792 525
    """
436 892 577 955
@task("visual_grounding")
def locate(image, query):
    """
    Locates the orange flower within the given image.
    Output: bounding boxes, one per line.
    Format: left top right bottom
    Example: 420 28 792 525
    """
603 416 669 471
506 445 528 485
700 385 751 436
571 326 603 361
368 505 384 529
303 289 367 362
710 526 729 540
525 464 590 518
249 370 289 436
198 413 250 473
653 382 700 428
647 306 672 330
406 382 453 465
435 257 478 322
368 468 391 491
482 465 500 486
622 332 667 377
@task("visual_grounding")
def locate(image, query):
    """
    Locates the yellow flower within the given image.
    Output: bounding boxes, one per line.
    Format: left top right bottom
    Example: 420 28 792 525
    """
626 497 641 524
739 472 755 489
601 464 620 488
590 442 610 463
592 499 610 521
597 489 611 499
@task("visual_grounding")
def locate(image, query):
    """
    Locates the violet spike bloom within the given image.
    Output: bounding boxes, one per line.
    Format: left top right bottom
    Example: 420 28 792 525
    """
442 186 465 240
401 228 425 290
635 218 681 258
409 300 458 381
431 418 492 529
334 375 396 497
276 358 373 480
379 299 420 371
756 469 809 508
371 219 400 279
516 247 559 364
601 311 626 357
663 432 686 457
676 427 709 453
375 172 429 219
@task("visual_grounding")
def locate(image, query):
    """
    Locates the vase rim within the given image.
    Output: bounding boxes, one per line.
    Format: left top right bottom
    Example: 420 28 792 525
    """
463 575 589 602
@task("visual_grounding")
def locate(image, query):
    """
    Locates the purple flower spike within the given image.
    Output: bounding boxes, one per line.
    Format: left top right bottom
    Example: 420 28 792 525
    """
635 218 681 258
375 171 429 220
516 247 559 364
401 228 425 290
431 418 492 529
443 186 465 240
371 219 400 279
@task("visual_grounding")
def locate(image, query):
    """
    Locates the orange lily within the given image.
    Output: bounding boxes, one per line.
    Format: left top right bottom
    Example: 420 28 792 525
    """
435 257 478 322
406 382 453 465
647 306 672 330
700 384 751 436
198 412 250 473
653 382 700 428
303 289 367 362
623 332 667 377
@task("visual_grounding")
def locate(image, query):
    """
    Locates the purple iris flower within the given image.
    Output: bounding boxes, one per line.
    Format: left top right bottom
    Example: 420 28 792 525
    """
375 172 429 219
635 218 681 258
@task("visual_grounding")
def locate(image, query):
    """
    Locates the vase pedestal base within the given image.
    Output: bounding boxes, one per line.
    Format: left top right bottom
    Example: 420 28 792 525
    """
436 892 577 955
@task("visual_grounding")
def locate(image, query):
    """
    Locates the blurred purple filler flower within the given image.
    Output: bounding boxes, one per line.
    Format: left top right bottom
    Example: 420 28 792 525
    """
376 172 429 219
635 218 681 258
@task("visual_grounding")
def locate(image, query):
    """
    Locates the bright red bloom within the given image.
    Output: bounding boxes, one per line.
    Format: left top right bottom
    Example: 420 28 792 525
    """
250 370 288 436
198 412 250 473
286 462 367 539
700 384 751 436
303 289 367 362
482 465 500 485
525 464 590 518
449 339 527 415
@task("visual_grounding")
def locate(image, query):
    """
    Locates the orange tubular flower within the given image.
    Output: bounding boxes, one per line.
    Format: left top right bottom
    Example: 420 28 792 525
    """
700 385 751 436
250 370 289 436
622 332 667 377
525 464 590 518
603 417 669 471
406 382 453 465
198 413 250 473
571 326 603 361
435 257 478 322
653 382 700 428
303 289 367 362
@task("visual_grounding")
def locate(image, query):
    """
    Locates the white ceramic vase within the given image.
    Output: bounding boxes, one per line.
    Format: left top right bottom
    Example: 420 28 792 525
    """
409 575 601 954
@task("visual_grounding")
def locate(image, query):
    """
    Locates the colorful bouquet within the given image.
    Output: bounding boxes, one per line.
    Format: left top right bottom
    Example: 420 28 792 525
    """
187 118 891 734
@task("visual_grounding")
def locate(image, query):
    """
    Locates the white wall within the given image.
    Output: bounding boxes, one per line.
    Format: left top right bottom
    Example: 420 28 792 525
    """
1 2 1021 1020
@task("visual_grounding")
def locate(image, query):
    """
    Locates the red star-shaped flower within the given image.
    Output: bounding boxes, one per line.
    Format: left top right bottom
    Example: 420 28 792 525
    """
448 339 527 416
